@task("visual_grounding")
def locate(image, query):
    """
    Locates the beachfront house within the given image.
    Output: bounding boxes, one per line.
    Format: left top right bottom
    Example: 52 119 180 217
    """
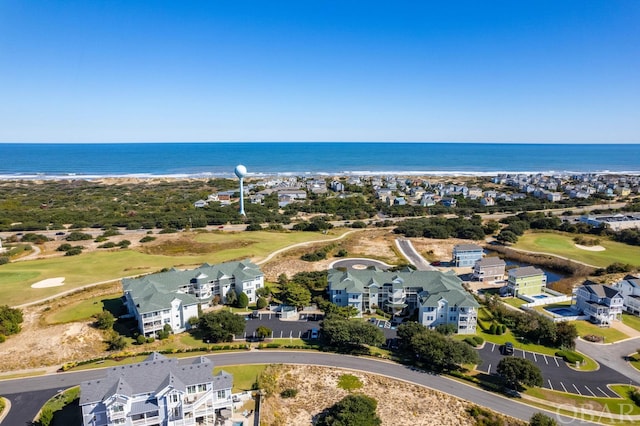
80 352 233 426
452 244 484 267
575 282 623 325
472 257 506 282
613 275 640 316
123 260 264 337
505 266 547 298
327 268 479 334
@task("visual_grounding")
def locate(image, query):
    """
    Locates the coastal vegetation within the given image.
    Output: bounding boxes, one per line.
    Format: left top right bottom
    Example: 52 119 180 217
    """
0 305 23 342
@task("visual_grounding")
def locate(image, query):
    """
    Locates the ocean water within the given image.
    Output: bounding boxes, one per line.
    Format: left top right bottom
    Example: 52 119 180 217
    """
0 142 638 179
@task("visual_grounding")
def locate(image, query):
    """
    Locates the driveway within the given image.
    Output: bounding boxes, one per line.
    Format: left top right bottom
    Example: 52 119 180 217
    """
395 238 437 270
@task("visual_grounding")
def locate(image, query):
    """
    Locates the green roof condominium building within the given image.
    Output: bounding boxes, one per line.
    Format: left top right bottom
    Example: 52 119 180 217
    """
327 268 479 334
506 266 547 298
123 260 264 337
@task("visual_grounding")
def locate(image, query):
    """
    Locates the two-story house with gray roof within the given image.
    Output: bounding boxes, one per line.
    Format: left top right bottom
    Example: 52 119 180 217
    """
327 268 479 334
472 257 506 282
123 260 264 337
80 352 233 426
575 282 624 325
452 244 484 267
613 275 640 316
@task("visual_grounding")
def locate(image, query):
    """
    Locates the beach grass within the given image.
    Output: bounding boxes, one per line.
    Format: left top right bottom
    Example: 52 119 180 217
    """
0 230 341 306
513 231 640 268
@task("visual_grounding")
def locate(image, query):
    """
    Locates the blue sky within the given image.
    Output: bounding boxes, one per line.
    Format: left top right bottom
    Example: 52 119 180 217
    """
0 1 638 143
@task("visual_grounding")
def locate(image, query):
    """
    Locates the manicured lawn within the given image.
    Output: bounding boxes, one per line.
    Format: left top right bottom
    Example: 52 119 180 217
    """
0 230 342 306
514 231 640 268
622 313 640 333
213 364 267 393
45 293 122 324
501 297 527 308
573 320 629 343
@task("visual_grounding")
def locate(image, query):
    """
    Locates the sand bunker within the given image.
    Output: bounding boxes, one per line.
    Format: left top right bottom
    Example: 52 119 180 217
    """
575 244 606 252
31 277 65 288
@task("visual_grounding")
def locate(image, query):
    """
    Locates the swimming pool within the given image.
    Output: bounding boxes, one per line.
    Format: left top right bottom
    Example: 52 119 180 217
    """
545 307 577 316
532 294 548 299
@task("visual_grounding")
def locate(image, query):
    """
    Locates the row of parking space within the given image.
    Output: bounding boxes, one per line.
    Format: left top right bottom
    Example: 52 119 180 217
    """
481 343 621 398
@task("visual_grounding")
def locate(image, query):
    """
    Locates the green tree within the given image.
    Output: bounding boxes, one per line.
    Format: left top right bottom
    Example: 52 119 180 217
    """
198 311 246 343
105 331 127 351
237 291 249 308
256 325 272 340
94 310 115 330
256 296 268 309
555 321 578 349
497 357 543 390
281 282 312 309
529 412 557 426
225 288 238 306
496 230 518 244
317 394 381 426
321 316 385 349
0 305 23 336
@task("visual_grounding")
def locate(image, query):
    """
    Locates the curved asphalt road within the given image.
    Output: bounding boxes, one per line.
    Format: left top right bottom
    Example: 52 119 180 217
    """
576 337 640 384
0 351 597 425
395 238 437 270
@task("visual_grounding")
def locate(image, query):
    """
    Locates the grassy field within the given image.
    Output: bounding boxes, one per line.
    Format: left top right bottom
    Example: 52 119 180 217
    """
214 364 266 393
514 231 640 267
45 292 123 324
573 321 629 343
0 230 341 306
622 313 640 333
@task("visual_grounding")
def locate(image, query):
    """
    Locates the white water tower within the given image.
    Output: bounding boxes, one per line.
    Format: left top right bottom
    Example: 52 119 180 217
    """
234 164 247 216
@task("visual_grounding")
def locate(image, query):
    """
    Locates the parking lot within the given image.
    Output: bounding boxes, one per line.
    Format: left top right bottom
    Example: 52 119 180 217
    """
478 343 628 397
239 313 398 341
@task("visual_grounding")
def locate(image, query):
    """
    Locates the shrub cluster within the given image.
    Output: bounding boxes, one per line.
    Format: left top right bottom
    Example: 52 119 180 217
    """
555 350 584 364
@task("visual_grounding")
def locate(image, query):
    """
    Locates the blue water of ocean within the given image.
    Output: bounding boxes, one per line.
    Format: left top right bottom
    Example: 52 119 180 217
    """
0 142 638 179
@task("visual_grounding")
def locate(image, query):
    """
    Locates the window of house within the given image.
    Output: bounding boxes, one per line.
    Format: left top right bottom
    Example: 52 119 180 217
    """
171 394 178 403
113 419 125 425
427 316 434 321
450 307 457 312
246 289 252 294
187 385 196 394
112 404 124 413
450 316 456 321
217 390 226 399
336 298 341 303
197 384 207 392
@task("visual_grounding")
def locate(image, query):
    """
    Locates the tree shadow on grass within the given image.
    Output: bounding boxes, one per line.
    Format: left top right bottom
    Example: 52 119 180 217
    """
51 398 81 426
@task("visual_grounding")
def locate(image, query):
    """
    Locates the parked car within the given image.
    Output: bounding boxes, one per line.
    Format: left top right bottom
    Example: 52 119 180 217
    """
502 341 514 355
310 328 319 339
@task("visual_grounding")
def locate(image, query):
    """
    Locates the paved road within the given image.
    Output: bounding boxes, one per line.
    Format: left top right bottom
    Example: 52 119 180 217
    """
576 337 640 384
0 351 597 425
395 238 437 270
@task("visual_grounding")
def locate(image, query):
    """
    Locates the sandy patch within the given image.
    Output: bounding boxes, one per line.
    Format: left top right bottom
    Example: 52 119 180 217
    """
31 277 65 288
575 244 606 252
